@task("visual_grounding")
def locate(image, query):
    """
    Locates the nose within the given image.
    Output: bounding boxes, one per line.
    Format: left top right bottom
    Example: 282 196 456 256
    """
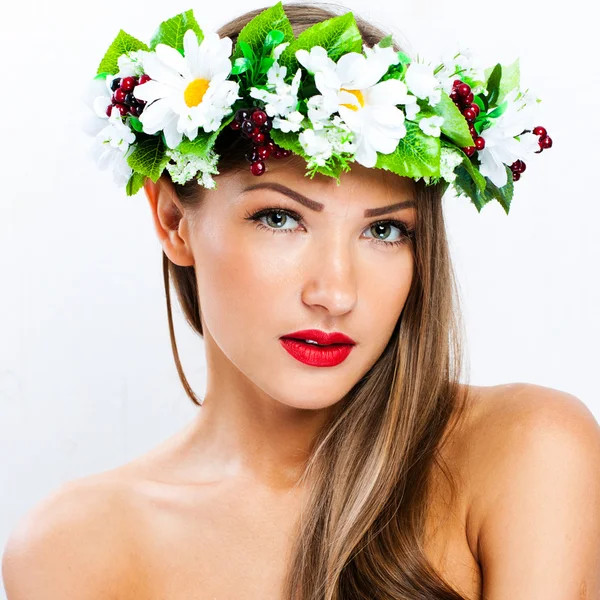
300 237 358 316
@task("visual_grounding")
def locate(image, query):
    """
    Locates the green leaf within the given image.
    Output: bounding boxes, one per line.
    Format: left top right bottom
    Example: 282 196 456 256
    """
232 2 294 63
482 168 514 215
452 164 514 213
487 101 508 119
485 63 503 107
259 57 275 74
126 136 170 182
129 117 143 132
97 30 149 75
430 92 473 148
397 51 411 66
231 57 252 75
178 115 235 156
264 29 285 50
375 121 441 179
473 95 485 111
239 40 256 61
149 10 203 51
94 72 110 80
485 58 520 106
126 172 146 196
279 12 363 75
378 34 393 48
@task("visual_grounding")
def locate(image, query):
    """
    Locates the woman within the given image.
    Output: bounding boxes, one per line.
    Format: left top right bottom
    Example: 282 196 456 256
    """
3 3 600 599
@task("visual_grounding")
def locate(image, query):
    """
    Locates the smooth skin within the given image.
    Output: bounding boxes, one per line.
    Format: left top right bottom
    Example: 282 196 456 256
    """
3 157 600 599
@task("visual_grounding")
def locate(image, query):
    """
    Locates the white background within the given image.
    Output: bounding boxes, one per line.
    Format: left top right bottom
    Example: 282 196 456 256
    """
1 0 598 592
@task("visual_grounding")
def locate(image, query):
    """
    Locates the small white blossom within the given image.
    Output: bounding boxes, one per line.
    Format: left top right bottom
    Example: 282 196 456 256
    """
436 47 486 94
273 110 304 133
419 115 444 137
299 129 333 166
404 62 442 106
439 145 465 183
249 66 302 119
114 50 150 78
165 148 220 189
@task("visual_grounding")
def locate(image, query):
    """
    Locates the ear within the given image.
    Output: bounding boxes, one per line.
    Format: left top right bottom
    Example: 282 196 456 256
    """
143 177 195 267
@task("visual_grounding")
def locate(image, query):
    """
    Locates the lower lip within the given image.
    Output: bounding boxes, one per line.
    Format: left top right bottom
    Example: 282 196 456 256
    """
279 338 354 367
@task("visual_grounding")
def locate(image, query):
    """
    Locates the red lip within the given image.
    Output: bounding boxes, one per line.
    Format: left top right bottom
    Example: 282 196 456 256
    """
280 329 356 346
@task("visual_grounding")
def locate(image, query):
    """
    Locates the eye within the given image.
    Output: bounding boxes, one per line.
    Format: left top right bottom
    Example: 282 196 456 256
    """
244 206 415 248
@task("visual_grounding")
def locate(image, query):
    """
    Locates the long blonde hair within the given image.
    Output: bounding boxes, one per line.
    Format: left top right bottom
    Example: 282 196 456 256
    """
160 4 472 598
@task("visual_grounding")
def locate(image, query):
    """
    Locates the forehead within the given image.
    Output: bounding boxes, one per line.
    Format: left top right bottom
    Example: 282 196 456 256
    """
220 155 417 212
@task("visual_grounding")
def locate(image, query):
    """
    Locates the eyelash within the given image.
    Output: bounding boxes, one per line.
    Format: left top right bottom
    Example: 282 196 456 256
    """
243 205 416 248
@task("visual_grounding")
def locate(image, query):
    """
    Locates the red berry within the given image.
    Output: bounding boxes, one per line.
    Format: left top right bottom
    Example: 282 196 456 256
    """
252 132 266 145
533 126 547 137
110 77 121 92
463 107 476 122
245 148 259 163
475 137 485 150
241 120 255 136
450 90 459 103
539 136 553 149
105 104 113 117
114 104 128 116
453 79 463 87
465 92 474 105
139 74 151 84
470 103 480 117
129 105 142 117
273 149 284 159
236 109 251 124
266 140 276 152
513 171 521 181
250 160 266 176
463 146 476 157
230 120 241 130
281 149 292 158
114 88 127 103
457 83 471 97
121 76 135 92
257 145 271 160
261 119 273 133
512 160 526 173
251 110 268 126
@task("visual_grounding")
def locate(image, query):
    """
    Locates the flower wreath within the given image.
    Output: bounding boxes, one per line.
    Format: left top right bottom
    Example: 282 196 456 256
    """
85 2 553 214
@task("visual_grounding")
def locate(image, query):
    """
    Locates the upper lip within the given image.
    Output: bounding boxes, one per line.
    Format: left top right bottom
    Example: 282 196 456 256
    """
281 329 356 346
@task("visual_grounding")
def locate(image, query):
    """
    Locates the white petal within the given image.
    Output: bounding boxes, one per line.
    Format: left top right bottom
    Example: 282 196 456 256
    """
133 80 174 104
354 138 377 167
142 52 186 88
479 148 508 187
365 79 408 106
184 29 201 74
335 53 366 87
139 98 173 133
155 43 190 78
163 114 184 149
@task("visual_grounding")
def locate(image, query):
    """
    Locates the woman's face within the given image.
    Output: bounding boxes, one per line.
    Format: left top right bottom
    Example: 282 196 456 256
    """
171 156 416 410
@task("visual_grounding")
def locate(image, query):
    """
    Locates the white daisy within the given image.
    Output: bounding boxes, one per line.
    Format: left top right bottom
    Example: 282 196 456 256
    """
296 44 412 168
133 30 240 149
478 88 540 187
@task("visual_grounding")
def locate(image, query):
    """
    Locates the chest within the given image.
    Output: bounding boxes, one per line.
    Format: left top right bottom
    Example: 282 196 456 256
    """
124 479 481 600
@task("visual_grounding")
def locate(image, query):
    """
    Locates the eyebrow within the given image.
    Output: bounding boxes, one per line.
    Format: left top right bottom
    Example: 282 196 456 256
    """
241 182 416 217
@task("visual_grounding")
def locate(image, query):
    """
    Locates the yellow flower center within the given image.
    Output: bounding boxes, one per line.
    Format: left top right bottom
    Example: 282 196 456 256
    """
340 88 365 111
184 78 210 108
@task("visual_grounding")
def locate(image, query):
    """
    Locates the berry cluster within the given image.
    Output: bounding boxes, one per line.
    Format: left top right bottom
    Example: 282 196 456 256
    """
107 75 151 118
450 79 484 158
230 107 292 175
509 126 553 181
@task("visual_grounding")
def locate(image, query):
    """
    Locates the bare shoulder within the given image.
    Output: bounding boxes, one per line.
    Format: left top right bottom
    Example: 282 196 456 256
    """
464 382 600 596
2 472 141 599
